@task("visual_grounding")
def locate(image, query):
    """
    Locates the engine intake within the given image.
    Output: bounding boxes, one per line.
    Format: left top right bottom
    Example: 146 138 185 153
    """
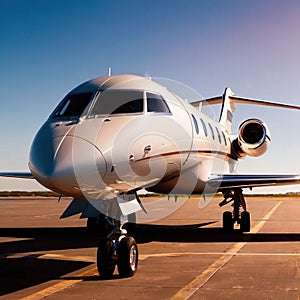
231 119 271 158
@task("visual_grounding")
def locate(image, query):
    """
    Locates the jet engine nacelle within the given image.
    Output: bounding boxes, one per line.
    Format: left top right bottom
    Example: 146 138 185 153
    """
231 119 271 158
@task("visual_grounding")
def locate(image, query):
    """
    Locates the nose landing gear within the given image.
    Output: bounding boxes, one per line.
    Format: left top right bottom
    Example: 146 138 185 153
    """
97 222 138 278
220 188 251 233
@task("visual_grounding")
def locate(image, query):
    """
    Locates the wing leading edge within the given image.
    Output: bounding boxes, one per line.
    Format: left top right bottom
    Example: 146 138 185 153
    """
0 172 34 179
208 174 300 191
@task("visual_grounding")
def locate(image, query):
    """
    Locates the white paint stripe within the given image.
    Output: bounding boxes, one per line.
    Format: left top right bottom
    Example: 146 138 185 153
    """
171 201 282 300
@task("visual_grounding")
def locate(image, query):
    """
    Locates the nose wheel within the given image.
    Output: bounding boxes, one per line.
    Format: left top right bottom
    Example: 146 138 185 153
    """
97 238 117 278
97 226 138 278
117 236 138 277
220 189 251 233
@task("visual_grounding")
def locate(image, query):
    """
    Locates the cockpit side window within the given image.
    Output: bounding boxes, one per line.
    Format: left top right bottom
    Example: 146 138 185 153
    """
51 93 94 119
147 93 171 113
89 90 144 116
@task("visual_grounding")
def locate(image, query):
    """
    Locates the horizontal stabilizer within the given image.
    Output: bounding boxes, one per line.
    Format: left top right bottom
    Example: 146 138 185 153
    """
229 96 300 110
191 88 300 134
191 93 300 111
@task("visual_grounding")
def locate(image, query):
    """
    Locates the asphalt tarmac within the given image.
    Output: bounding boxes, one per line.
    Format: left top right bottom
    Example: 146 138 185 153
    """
1 195 300 299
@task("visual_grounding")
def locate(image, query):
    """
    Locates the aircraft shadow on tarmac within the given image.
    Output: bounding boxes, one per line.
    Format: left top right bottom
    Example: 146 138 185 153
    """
134 223 300 243
1 223 300 295
2 223 300 254
0 227 96 296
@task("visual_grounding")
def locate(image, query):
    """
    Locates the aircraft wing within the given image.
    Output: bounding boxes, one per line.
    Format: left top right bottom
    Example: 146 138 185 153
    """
0 172 34 179
208 174 300 191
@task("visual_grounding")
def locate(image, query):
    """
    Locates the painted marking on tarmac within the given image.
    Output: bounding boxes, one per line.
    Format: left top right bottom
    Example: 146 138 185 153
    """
20 268 98 300
11 250 300 263
170 201 282 300
39 253 95 263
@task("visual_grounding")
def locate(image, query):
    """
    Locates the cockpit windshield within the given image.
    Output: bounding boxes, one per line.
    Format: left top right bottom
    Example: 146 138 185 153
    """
51 92 94 119
88 90 144 116
147 92 171 113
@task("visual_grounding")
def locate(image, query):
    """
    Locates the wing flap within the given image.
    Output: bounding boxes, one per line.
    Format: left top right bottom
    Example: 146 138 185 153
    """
208 174 300 191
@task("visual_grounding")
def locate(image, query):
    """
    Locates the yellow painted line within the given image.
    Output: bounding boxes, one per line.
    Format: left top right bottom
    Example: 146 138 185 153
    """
250 201 282 234
171 201 282 300
8 250 299 264
140 251 300 259
20 268 98 300
20 250 300 263
39 253 95 263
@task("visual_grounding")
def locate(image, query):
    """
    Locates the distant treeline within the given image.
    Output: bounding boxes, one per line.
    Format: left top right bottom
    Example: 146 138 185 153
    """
0 191 60 197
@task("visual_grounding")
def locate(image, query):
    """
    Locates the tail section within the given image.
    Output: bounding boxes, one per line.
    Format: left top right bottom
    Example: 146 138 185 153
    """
219 88 235 134
190 88 236 134
190 87 299 134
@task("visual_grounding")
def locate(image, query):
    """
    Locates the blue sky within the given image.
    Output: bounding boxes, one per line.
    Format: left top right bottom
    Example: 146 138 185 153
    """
0 0 299 192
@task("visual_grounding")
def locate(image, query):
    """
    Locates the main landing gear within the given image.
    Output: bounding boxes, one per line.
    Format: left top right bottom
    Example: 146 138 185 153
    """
96 219 138 278
219 188 251 233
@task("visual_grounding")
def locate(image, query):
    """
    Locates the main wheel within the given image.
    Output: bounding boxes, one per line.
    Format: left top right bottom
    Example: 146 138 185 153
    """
223 211 234 232
240 211 251 232
117 236 138 277
97 238 116 278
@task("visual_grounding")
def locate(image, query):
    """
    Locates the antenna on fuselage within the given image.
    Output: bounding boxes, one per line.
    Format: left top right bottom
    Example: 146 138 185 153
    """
108 67 112 76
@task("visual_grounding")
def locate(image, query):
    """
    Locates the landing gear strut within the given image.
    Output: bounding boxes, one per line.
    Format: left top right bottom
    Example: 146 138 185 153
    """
219 188 251 232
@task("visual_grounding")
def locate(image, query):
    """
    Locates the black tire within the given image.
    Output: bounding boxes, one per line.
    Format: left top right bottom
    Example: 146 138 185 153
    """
97 238 116 278
223 211 234 232
117 236 138 277
240 211 251 233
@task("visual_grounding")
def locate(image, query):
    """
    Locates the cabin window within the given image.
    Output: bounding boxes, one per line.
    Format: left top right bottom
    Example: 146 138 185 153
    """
89 90 144 116
208 123 215 140
200 119 208 137
222 131 227 146
147 93 171 113
215 126 222 144
191 114 199 135
51 92 94 118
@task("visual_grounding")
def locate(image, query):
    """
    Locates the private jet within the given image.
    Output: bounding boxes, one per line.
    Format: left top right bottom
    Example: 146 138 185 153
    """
1 74 300 278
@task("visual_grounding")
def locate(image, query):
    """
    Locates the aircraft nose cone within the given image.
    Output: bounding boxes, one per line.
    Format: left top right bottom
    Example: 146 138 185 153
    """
29 123 107 196
29 122 58 178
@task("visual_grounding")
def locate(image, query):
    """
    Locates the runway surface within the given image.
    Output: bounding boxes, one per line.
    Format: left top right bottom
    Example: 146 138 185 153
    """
1 195 300 299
